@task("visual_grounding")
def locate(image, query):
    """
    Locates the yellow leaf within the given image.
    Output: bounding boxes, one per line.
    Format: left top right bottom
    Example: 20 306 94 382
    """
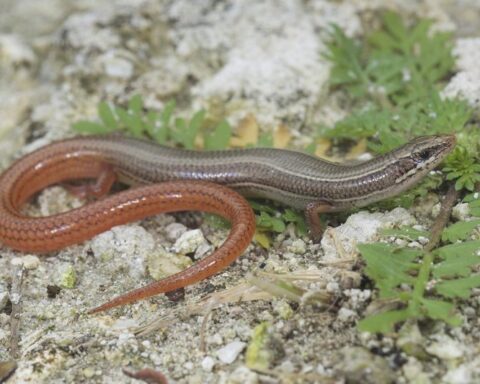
314 137 332 158
254 231 271 249
346 138 367 159
273 124 291 148
230 113 258 147
195 134 204 149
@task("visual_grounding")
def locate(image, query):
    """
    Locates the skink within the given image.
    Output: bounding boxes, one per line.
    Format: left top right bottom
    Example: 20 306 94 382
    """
0 133 455 312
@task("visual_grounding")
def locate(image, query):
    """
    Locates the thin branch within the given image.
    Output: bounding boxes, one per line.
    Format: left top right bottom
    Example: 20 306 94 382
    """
425 183 459 252
9 264 25 359
198 300 216 353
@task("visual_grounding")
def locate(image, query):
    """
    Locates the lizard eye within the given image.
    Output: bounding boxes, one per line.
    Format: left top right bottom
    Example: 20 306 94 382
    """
418 149 430 161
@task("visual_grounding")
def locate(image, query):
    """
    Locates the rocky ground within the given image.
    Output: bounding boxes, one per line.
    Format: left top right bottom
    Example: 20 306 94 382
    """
1 1 480 383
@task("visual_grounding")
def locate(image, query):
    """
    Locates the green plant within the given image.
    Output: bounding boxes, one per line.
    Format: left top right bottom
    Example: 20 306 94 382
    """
323 12 480 334
444 133 480 191
358 236 480 333
325 11 454 107
323 10 476 200
73 95 233 150
249 201 308 237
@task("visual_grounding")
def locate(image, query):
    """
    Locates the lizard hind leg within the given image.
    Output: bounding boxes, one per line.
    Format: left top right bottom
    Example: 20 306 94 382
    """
305 200 335 242
63 164 117 199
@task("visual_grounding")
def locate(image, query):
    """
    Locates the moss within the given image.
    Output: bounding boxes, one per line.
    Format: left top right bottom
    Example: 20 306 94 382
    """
59 265 77 289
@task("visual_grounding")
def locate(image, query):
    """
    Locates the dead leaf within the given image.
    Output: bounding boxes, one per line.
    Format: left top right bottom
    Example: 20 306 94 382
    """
254 231 271 249
346 138 367 159
230 114 258 147
273 124 291 148
314 137 332 159
0 361 17 383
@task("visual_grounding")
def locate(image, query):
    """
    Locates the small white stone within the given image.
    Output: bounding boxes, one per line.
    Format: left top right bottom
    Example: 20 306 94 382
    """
402 358 429 383
90 225 155 279
287 239 306 254
321 208 415 261
194 242 212 260
117 332 135 346
326 282 340 293
173 229 207 255
279 360 295 373
417 236 429 245
412 225 426 231
316 364 326 374
10 255 40 270
395 238 408 247
227 366 258 384
207 333 223 345
103 55 134 79
452 203 472 221
83 367 95 379
216 341 246 364
426 336 464 360
111 318 139 331
184 361 194 370
431 203 441 218
407 241 422 249
337 307 357 323
443 364 472 384
201 356 215 372
0 34 36 65
165 222 187 241
344 289 372 310
443 38 480 109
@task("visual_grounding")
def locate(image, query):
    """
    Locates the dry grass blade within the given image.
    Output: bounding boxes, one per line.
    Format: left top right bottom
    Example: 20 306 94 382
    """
134 270 335 337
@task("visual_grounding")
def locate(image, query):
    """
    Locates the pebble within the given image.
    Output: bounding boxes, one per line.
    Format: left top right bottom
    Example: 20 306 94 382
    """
452 203 471 221
326 281 340 293
194 242 212 260
463 306 476 319
201 356 215 372
0 34 36 65
426 336 464 360
337 308 357 323
443 364 472 384
207 333 223 345
321 207 415 260
418 236 429 245
216 341 246 364
83 367 95 378
165 222 187 241
287 239 306 254
227 366 258 384
279 360 295 373
103 55 134 79
173 229 207 255
10 255 40 270
408 241 422 248
402 358 429 383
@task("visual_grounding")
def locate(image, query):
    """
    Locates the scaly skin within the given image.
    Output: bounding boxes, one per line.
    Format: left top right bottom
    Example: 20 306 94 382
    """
0 134 456 312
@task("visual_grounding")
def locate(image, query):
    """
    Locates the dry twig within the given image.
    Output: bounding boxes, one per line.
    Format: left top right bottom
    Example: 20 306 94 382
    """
9 264 25 359
426 183 459 252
